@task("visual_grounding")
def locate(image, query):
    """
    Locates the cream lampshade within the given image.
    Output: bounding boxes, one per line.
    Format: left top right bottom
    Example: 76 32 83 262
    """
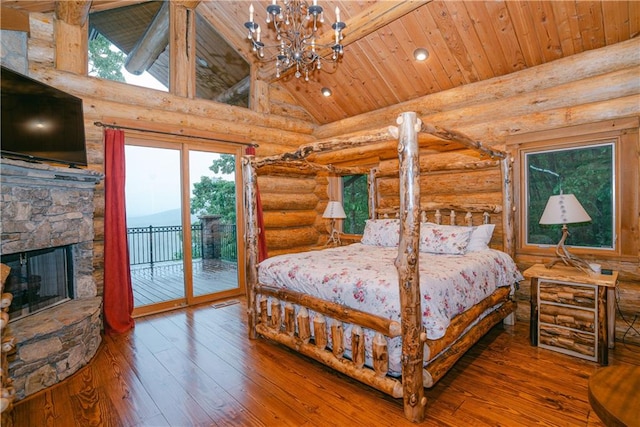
539 193 595 273
323 201 346 246
540 194 591 225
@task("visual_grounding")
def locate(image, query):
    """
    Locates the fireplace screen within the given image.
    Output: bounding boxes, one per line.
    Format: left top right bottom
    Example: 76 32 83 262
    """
1 246 74 321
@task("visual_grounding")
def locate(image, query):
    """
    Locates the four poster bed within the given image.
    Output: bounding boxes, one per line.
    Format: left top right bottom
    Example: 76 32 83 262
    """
242 112 523 423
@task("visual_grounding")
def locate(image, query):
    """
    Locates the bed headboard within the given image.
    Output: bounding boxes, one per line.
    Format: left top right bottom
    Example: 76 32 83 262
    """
374 205 502 227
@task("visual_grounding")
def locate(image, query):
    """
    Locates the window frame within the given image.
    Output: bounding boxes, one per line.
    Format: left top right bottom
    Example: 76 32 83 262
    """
509 117 639 261
328 174 370 236
523 140 616 250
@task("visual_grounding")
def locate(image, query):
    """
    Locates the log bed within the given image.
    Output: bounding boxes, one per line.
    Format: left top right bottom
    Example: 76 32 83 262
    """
242 112 521 423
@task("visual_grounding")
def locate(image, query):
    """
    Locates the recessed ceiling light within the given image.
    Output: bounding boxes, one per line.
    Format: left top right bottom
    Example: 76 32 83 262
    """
413 47 429 61
196 56 209 67
321 87 332 97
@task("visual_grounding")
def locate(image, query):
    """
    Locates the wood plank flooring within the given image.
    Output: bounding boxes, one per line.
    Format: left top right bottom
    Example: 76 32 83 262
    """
11 298 640 426
131 260 238 307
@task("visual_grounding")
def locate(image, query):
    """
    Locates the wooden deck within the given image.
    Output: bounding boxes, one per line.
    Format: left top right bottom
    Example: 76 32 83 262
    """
13 299 639 426
131 259 238 307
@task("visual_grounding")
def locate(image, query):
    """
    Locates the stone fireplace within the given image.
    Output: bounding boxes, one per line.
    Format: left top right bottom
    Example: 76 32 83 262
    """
0 158 103 400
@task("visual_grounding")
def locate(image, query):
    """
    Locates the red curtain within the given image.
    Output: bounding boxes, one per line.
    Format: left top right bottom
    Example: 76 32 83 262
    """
103 129 135 334
245 146 268 262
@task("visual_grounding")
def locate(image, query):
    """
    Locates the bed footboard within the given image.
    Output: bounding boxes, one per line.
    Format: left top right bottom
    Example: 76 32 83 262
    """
251 283 515 399
254 284 404 398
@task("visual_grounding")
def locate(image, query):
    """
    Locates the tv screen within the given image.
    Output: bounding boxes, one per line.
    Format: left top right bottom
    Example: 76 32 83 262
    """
1 66 88 167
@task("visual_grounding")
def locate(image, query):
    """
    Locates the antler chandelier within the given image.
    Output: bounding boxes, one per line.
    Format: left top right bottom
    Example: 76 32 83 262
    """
244 1 346 81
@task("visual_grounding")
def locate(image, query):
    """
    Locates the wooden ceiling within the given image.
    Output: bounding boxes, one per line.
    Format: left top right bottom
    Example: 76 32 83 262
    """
2 1 638 125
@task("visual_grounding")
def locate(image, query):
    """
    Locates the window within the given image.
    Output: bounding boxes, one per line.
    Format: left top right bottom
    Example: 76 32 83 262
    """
525 142 614 249
510 118 639 259
341 175 369 234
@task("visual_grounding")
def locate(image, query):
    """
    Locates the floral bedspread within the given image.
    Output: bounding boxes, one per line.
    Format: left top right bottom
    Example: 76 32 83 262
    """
257 243 523 374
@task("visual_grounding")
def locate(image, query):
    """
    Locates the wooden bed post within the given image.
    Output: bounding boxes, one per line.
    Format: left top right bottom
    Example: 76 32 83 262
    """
394 112 427 422
368 168 377 219
242 156 259 339
502 154 516 259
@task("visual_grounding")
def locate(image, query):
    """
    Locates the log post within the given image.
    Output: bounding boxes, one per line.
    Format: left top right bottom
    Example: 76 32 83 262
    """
271 299 281 330
242 156 259 339
369 168 378 219
313 314 327 349
394 111 427 422
373 333 389 376
331 319 344 357
284 303 295 336
351 326 365 369
465 212 473 226
259 296 268 325
298 307 311 344
502 155 516 258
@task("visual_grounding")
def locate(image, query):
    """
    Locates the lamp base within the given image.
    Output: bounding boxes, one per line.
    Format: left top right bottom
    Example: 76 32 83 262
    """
544 225 596 275
325 219 341 247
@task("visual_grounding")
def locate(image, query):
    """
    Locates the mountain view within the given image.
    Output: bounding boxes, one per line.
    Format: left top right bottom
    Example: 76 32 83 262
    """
126 209 198 228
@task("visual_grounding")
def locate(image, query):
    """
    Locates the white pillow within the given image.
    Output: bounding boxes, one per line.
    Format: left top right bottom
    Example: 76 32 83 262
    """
419 223 473 255
466 224 496 252
361 219 399 247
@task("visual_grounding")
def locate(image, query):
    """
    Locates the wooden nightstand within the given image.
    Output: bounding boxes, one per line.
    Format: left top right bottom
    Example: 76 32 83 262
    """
523 264 618 365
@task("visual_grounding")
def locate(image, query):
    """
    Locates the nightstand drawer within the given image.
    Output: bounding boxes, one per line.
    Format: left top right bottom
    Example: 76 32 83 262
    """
539 281 596 309
539 303 595 332
539 324 596 359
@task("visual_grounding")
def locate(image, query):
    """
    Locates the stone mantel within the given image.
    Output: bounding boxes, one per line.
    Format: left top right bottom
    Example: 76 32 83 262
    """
0 159 104 256
0 158 103 188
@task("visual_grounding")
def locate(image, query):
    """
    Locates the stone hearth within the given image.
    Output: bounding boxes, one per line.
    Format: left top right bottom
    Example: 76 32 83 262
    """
0 158 104 400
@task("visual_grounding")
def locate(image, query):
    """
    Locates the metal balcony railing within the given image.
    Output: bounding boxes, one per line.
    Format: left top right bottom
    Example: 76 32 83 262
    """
127 223 237 267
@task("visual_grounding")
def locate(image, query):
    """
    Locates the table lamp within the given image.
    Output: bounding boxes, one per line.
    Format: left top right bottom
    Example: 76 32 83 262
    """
539 193 595 273
323 201 346 246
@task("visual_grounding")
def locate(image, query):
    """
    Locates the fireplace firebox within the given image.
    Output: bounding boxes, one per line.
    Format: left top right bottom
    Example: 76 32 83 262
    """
1 245 74 321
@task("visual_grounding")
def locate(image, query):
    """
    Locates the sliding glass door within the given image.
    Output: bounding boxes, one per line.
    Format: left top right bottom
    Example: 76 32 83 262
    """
125 137 243 316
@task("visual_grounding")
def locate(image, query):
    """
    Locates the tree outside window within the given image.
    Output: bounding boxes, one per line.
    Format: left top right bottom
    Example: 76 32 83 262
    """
525 142 614 249
341 175 369 234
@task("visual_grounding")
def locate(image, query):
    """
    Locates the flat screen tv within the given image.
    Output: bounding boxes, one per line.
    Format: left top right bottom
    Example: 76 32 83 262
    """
1 66 88 167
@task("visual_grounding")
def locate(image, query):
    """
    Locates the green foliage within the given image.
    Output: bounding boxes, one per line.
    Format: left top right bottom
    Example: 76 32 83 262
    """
526 143 614 248
190 155 237 224
190 177 236 224
342 175 369 234
88 33 126 82
208 154 236 174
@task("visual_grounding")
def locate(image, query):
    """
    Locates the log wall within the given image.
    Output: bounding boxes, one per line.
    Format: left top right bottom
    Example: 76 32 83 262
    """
307 38 640 346
17 11 315 296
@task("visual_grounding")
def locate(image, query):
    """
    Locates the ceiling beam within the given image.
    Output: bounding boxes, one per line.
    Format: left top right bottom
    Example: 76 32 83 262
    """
196 2 254 64
55 0 91 26
257 0 433 81
124 0 169 75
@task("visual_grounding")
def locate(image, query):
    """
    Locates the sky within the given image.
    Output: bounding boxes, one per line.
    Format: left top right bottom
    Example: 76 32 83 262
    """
125 146 232 218
101 44 233 219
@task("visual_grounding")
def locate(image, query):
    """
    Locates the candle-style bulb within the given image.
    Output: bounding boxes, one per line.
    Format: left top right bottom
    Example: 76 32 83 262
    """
335 6 340 22
249 4 254 23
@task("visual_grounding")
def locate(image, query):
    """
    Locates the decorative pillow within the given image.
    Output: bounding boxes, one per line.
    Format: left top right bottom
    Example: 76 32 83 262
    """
419 223 473 255
361 219 399 247
466 224 496 252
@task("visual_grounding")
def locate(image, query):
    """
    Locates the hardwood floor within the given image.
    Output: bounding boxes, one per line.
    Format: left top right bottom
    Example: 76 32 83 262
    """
11 298 640 426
